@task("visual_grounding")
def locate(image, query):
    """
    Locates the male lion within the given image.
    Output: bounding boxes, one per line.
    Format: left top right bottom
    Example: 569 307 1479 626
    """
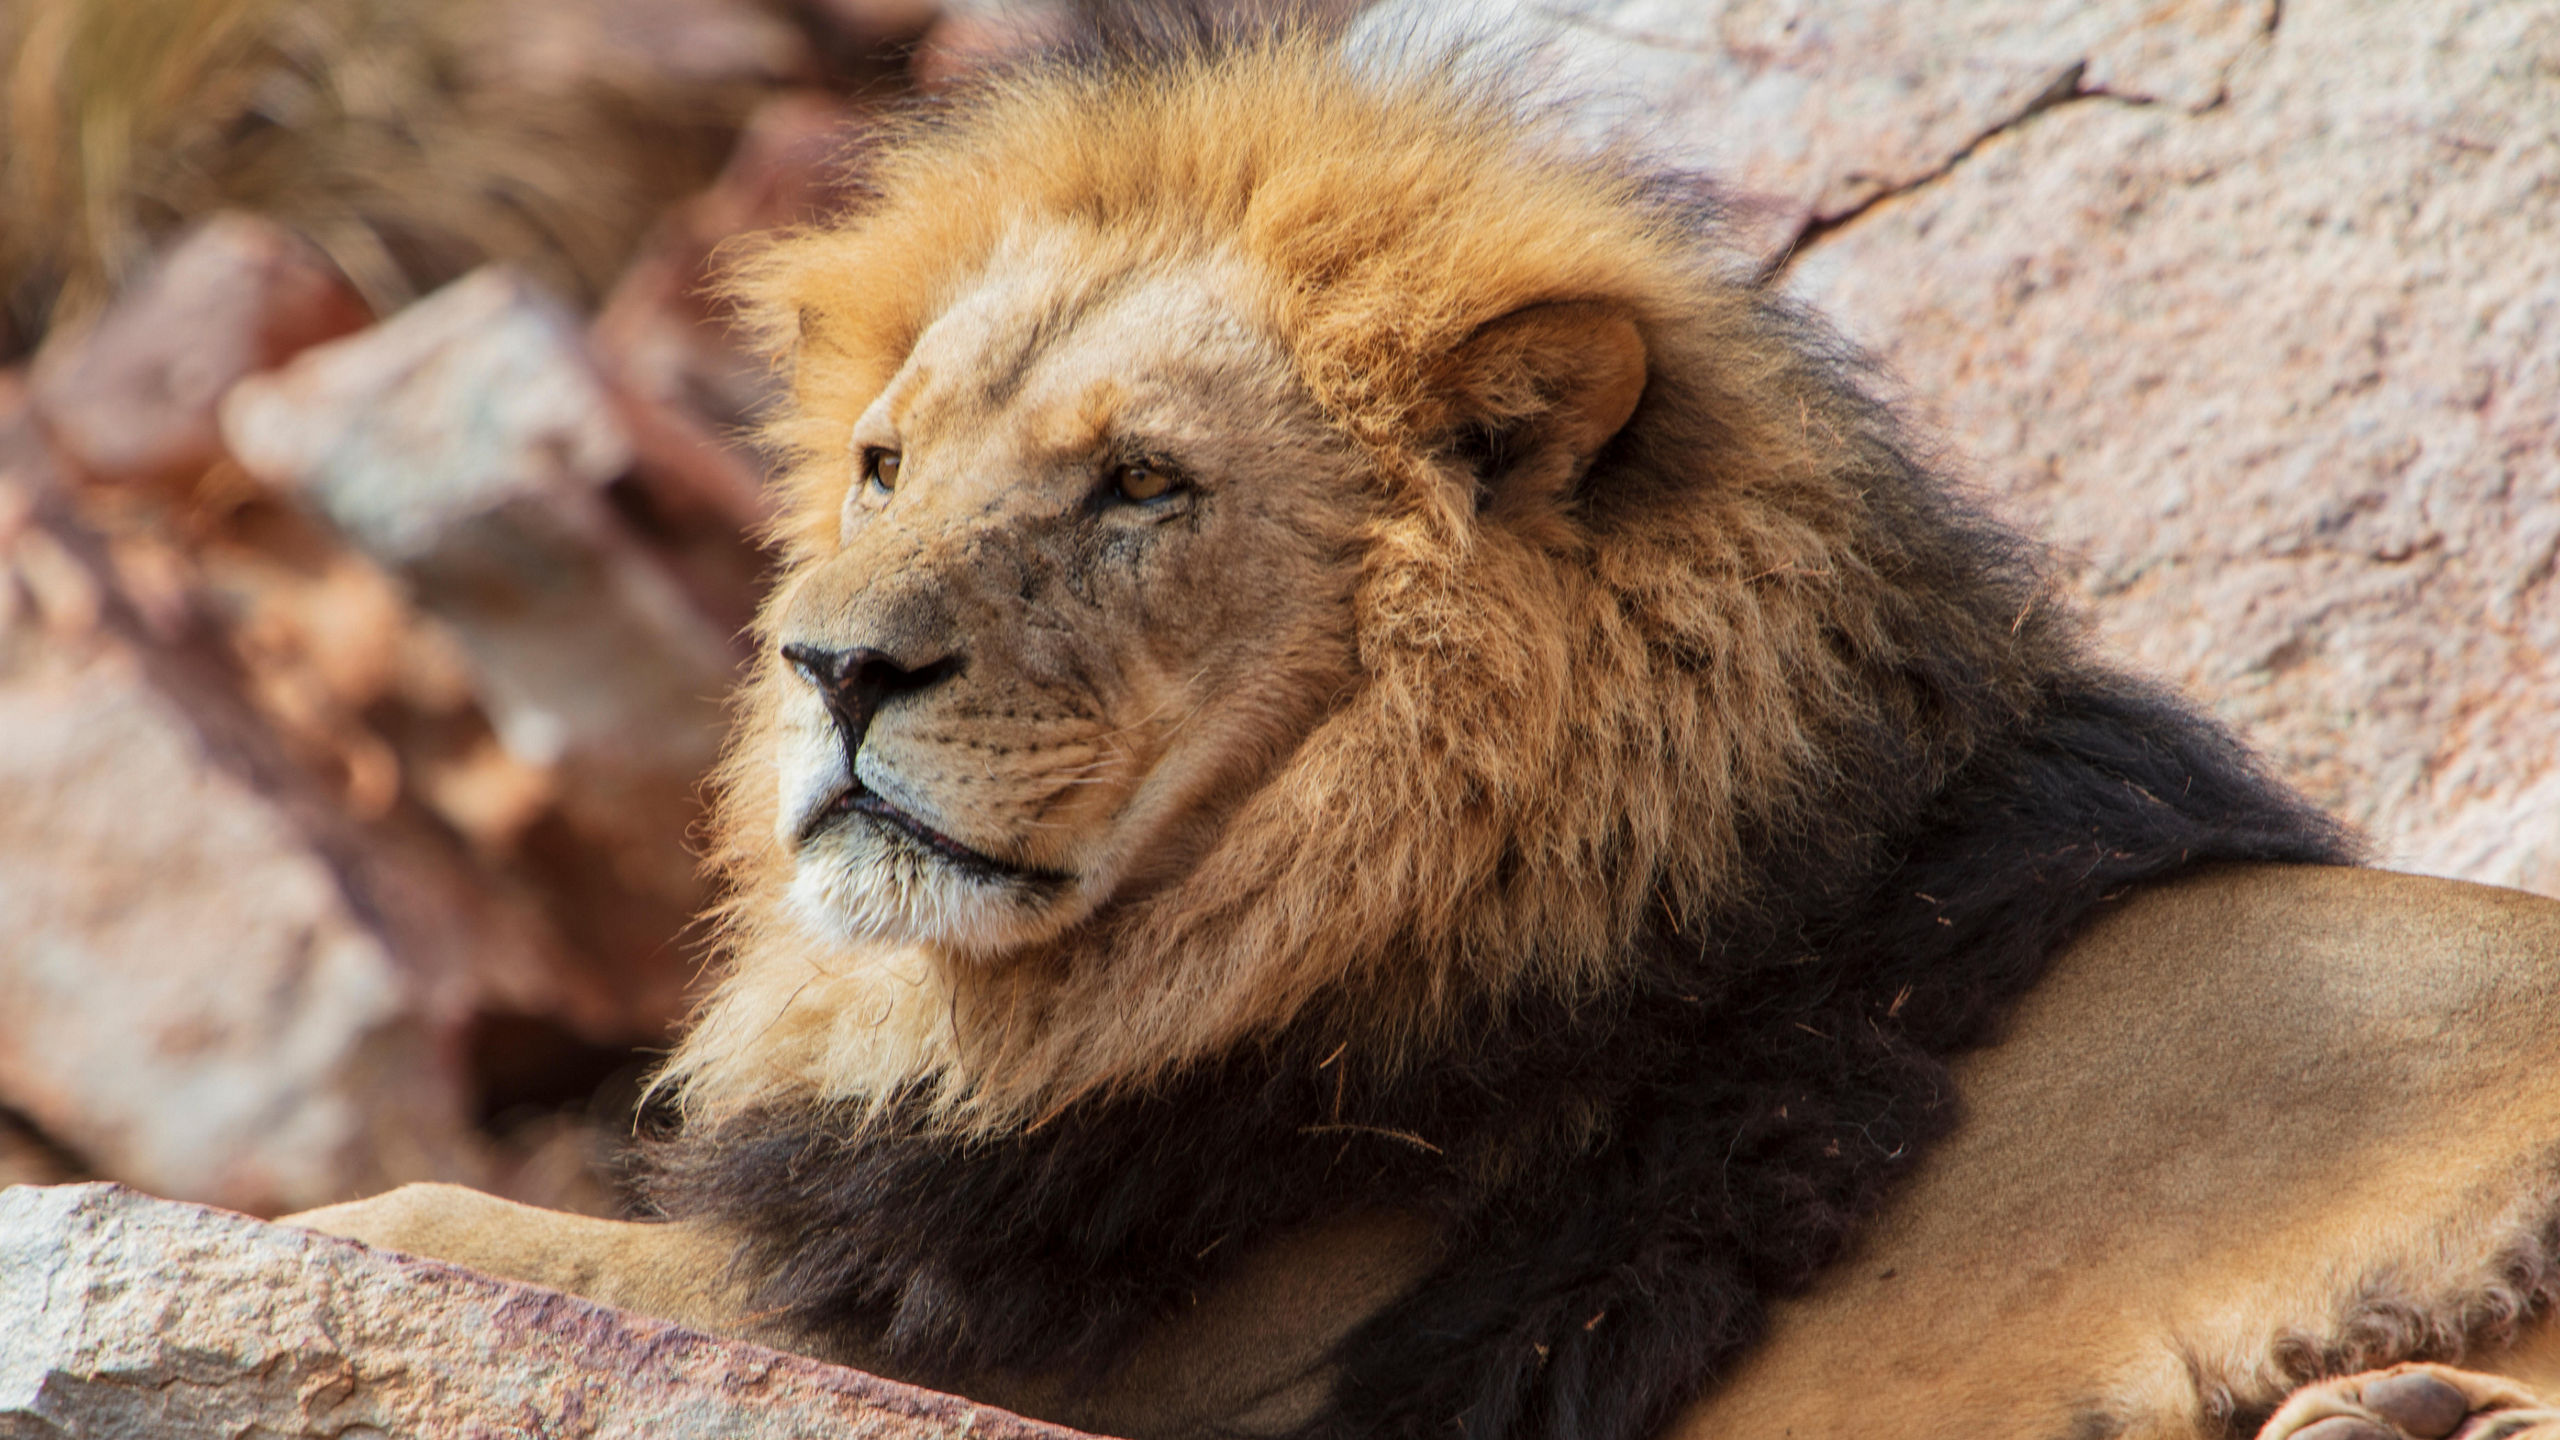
293 30 2560 1440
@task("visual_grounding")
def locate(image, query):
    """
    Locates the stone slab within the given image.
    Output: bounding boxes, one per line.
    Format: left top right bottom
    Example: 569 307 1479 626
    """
0 1183 1103 1440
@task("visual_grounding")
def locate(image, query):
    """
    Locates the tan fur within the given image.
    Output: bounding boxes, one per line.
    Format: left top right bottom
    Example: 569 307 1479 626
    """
287 1183 767 1345
664 36 2030 1132
1676 867 2560 1440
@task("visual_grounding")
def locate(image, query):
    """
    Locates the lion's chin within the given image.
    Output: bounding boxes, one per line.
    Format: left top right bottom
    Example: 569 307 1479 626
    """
786 824 1085 956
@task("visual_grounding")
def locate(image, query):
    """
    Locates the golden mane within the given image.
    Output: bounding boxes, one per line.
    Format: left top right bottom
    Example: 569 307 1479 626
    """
660 35 2047 1131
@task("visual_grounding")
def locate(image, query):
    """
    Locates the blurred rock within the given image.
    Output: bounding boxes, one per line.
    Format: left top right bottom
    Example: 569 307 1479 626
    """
222 268 737 1033
1765 0 2560 894
914 2 1074 86
592 90 865 633
0 1112 81 1191
596 90 866 441
182 485 494 824
27 215 369 486
803 0 943 53
0 411 558 1215
474 0 814 93
220 268 635 554
0 1183 1105 1440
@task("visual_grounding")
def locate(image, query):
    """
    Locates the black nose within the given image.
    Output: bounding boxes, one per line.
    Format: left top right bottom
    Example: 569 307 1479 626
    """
781 643 963 750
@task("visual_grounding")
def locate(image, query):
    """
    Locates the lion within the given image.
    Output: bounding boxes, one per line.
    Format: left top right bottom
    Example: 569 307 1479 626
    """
289 29 2560 1440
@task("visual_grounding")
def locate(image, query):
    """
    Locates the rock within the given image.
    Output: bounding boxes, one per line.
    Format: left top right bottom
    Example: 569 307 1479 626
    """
1776 0 2560 897
1360 0 2274 259
803 0 944 53
0 411 546 1215
592 90 867 633
913 3 1074 86
219 267 638 559
0 1183 1106 1440
222 268 740 1029
595 90 869 440
0 1114 79 1191
27 215 369 486
469 0 813 93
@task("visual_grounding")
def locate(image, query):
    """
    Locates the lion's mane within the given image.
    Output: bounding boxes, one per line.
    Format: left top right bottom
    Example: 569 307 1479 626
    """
645 32 2353 1440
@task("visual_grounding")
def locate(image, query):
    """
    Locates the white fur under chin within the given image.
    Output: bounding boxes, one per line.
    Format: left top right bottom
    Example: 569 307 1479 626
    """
786 831 1065 956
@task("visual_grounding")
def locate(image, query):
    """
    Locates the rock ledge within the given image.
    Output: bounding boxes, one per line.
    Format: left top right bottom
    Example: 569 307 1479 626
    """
0 1183 1101 1440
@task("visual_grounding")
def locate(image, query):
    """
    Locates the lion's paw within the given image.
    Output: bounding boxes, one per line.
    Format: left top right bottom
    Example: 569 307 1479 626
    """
2258 1364 2560 1440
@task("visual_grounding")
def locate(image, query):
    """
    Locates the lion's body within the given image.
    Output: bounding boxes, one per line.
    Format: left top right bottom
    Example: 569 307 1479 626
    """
286 28 2560 1440
299 865 2560 1439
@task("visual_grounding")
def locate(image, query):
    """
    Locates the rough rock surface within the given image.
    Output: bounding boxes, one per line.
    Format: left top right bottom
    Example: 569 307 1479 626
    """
1370 0 2276 257
0 1183 1099 1440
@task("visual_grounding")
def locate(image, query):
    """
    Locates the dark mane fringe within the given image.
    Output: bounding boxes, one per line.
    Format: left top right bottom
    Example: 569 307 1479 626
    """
644 274 2354 1439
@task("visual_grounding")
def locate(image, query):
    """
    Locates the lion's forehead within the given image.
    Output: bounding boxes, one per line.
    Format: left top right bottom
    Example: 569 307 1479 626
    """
876 238 1293 463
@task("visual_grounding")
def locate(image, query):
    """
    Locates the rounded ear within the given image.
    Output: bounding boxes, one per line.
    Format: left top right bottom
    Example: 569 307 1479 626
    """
1435 301 1648 518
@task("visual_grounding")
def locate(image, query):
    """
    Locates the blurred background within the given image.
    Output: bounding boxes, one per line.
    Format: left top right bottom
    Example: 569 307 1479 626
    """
0 0 2552 1220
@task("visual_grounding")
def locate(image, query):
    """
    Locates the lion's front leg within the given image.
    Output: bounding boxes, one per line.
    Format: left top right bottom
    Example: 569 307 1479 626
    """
2258 1364 2560 1440
286 1182 768 1346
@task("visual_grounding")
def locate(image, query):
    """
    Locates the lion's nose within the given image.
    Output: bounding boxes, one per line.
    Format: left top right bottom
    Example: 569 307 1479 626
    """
781 643 963 748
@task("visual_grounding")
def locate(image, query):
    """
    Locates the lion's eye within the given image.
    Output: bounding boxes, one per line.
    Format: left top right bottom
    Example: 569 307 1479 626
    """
1113 463 1179 503
863 449 902 492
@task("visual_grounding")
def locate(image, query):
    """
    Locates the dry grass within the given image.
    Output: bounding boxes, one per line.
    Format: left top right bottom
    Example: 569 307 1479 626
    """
1 0 789 351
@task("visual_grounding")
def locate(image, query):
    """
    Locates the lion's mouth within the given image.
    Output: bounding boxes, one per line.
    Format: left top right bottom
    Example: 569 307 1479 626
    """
801 778 1069 889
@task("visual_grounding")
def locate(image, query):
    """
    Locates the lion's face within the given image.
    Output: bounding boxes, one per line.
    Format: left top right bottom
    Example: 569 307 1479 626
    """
669 49 1892 1125
767 238 1368 954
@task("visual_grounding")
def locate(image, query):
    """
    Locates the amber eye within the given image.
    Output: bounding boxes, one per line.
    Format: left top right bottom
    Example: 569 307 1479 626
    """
1113 463 1178 503
863 449 902 492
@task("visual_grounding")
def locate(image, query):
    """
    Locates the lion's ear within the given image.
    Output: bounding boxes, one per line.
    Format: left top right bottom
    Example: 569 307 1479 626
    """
1436 301 1648 518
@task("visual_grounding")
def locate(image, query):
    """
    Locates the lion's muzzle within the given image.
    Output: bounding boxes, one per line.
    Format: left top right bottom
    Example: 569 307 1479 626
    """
780 639 1058 884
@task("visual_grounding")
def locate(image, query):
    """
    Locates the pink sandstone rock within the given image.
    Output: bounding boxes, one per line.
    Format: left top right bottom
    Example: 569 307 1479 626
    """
27 214 369 486
0 1183 1106 1440
0 411 554 1215
221 267 742 1032
1366 0 2274 258
591 90 866 633
594 89 870 444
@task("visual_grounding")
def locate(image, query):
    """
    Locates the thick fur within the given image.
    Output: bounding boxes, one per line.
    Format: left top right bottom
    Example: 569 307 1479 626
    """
644 34 2355 1440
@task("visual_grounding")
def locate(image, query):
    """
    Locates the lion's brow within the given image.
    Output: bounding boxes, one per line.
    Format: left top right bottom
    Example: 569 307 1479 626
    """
977 266 1140 411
